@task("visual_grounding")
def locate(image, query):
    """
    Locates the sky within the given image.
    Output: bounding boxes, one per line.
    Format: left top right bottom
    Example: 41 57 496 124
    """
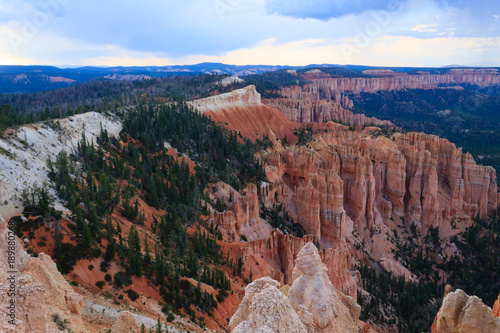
0 0 499 67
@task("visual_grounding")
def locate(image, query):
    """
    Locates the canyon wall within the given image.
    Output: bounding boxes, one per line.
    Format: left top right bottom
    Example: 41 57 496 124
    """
264 85 393 126
241 229 359 300
305 68 500 94
265 68 500 125
262 124 498 237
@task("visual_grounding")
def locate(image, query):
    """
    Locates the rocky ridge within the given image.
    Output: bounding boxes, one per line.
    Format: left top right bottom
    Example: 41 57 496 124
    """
189 85 261 113
304 68 500 94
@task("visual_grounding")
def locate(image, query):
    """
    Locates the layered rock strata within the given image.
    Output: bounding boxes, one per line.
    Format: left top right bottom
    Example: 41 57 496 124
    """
431 289 500 333
265 85 392 126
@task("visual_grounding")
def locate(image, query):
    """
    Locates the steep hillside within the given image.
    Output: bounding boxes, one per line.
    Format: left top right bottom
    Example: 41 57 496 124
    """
191 85 297 143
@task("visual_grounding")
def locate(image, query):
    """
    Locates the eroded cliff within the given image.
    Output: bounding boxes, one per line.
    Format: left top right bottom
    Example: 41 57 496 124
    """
230 243 360 333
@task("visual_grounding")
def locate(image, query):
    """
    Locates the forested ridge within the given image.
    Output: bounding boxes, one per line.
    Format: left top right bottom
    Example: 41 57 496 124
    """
11 96 268 327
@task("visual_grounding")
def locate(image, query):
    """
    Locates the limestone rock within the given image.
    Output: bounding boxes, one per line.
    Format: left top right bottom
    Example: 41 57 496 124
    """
432 289 500 333
288 243 360 333
229 277 307 333
112 311 138 333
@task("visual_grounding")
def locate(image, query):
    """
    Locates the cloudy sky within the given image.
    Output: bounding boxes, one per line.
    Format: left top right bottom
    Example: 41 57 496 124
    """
0 0 499 67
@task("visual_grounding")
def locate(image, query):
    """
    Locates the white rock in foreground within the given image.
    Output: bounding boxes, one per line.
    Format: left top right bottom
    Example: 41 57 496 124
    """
229 277 307 333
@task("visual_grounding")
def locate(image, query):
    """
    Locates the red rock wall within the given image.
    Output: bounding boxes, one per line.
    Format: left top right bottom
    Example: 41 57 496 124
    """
307 70 500 94
241 229 359 299
262 125 498 237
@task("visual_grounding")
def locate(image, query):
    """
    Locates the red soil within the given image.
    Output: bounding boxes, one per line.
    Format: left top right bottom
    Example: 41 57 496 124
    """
206 105 298 144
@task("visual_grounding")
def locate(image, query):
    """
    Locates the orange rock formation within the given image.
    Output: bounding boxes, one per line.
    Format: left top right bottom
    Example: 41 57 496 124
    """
264 85 393 126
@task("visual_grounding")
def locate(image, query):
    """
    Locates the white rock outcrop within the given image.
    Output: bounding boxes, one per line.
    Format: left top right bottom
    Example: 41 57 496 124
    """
230 243 361 333
0 111 122 214
189 85 261 113
229 277 307 333
288 243 360 333
433 289 500 333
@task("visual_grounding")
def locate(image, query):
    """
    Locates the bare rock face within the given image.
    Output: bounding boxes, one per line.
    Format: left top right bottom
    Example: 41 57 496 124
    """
211 183 271 242
229 277 307 333
0 219 86 333
242 229 359 300
288 243 360 333
302 69 500 95
189 85 262 113
432 289 500 333
112 311 138 333
260 124 499 243
494 293 500 318
264 86 393 126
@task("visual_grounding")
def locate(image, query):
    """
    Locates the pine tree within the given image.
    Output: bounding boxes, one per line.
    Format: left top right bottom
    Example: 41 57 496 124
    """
144 234 151 264
83 223 92 248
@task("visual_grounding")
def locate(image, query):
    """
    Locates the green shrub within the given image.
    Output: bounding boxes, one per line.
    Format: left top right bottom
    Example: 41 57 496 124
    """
126 289 140 302
114 272 132 288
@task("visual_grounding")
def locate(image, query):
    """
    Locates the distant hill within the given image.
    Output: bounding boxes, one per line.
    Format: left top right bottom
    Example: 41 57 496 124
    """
4 63 495 94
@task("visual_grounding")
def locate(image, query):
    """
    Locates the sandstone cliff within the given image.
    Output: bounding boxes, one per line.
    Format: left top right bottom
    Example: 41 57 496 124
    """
241 229 359 300
266 69 500 126
261 123 498 239
304 68 500 94
230 243 360 333
431 289 500 333
264 85 393 126
0 217 86 333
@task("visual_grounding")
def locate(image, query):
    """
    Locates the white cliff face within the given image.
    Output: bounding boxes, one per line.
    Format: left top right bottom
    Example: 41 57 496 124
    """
0 112 122 216
230 243 361 333
189 85 262 113
433 289 500 333
229 277 307 333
